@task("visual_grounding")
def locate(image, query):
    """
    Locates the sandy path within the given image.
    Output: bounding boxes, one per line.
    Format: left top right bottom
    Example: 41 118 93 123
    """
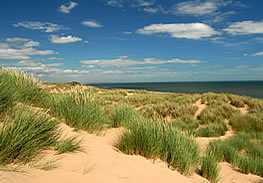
0 124 207 183
193 99 207 119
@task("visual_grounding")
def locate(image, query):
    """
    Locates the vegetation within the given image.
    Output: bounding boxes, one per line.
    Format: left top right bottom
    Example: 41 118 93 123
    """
116 119 200 175
230 113 263 132
1 67 263 182
50 89 106 133
204 133 263 178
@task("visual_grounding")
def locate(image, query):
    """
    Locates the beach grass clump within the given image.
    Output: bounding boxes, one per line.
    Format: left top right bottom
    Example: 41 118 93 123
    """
139 102 198 120
170 115 199 133
198 103 237 124
194 121 227 137
230 113 263 132
228 94 246 108
116 120 200 175
201 150 219 183
56 136 82 154
204 132 263 178
51 89 106 133
0 106 59 165
112 104 142 128
201 93 230 105
0 67 51 108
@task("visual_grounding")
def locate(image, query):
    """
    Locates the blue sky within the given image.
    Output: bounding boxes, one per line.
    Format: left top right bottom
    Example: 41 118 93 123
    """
0 0 263 83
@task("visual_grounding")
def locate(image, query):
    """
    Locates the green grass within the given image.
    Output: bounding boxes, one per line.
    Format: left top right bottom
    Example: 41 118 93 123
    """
230 113 263 132
0 67 51 108
0 105 59 164
116 119 200 175
201 150 219 183
56 136 82 154
194 121 227 137
50 89 106 133
198 103 237 124
139 102 198 120
205 132 263 177
112 104 142 128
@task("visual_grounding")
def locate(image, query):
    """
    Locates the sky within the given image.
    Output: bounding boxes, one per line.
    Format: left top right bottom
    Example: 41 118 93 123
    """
0 0 263 83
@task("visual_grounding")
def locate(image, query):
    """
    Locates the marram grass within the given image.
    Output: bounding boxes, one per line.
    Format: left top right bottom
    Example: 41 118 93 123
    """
50 88 106 133
116 119 200 175
0 105 59 164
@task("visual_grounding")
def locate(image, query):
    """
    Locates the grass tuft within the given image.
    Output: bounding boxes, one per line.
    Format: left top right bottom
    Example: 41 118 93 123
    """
116 119 200 175
56 136 82 154
0 105 59 165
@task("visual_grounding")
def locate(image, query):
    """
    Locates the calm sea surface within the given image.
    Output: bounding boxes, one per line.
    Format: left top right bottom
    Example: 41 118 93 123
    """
88 81 263 98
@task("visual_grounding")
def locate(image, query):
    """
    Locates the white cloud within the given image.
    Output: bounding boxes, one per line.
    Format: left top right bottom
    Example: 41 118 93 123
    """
6 37 30 42
82 21 103 28
123 31 132 35
0 43 10 49
251 52 263 56
174 1 218 16
224 20 263 35
45 63 65 67
80 56 206 68
58 1 78 14
23 41 40 47
13 21 69 32
0 47 54 60
136 23 221 40
49 35 82 44
133 0 154 7
0 38 55 60
143 7 159 14
105 0 123 7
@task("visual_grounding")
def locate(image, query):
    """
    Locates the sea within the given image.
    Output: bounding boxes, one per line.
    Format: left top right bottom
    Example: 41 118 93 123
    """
88 81 263 98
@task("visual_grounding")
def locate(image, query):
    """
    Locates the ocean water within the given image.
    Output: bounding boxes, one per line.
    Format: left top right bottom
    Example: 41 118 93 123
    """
88 81 263 98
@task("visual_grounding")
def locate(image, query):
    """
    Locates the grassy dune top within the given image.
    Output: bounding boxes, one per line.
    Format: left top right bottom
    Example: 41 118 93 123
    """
1 67 263 182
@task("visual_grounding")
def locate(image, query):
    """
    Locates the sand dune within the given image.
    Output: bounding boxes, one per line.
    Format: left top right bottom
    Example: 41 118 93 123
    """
1 123 263 183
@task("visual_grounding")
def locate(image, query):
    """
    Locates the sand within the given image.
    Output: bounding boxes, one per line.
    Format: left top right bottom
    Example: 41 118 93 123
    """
0 102 261 183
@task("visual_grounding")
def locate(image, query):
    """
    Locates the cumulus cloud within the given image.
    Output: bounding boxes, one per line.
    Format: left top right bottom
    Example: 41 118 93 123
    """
251 52 263 56
58 1 78 14
13 21 69 32
136 23 221 40
49 35 82 44
174 1 218 16
80 56 206 68
224 20 263 35
82 21 103 28
0 47 54 60
0 38 55 60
